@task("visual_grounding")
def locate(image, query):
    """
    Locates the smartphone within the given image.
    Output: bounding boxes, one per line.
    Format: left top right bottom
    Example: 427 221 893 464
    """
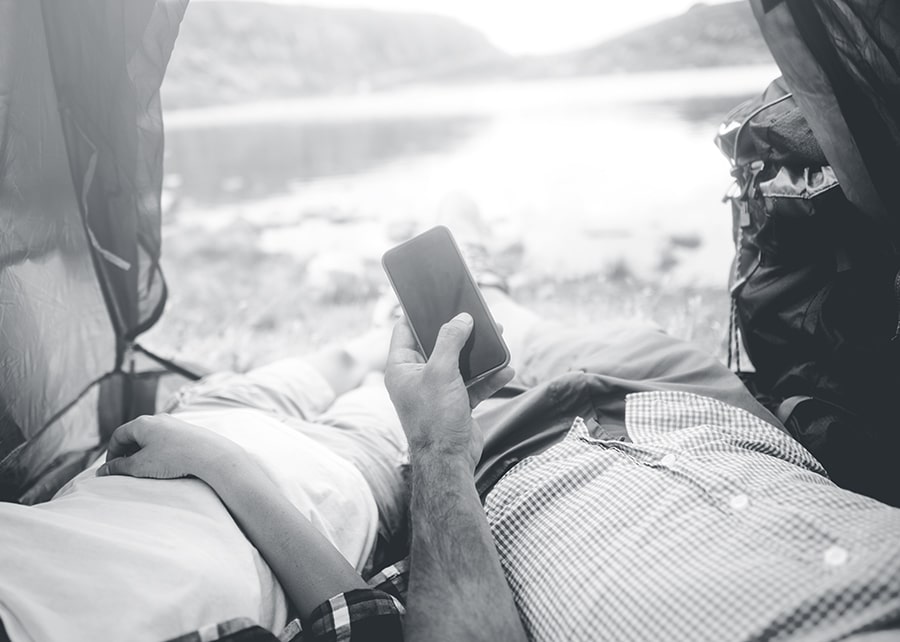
382 225 510 386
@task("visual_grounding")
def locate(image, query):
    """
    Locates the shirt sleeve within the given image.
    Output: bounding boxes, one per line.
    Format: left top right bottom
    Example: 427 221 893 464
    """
305 589 405 642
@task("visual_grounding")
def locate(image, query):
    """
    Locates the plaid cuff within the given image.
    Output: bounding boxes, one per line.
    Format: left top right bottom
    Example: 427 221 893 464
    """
306 589 404 642
366 558 409 602
165 617 266 642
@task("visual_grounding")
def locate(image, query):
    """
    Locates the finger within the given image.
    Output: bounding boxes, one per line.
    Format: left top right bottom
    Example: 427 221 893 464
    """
468 365 516 408
387 317 425 367
430 313 473 369
96 456 134 478
106 418 150 461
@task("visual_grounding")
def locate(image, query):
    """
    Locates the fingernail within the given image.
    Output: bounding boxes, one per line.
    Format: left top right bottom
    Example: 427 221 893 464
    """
455 312 473 326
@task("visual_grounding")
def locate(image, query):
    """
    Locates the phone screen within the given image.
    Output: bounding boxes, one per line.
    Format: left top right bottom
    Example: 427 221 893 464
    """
382 226 510 384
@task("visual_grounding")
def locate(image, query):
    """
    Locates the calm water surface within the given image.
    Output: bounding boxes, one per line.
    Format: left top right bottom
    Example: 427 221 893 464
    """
162 65 779 285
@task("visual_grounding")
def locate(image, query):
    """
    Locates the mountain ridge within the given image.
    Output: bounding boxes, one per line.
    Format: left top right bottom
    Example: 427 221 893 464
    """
535 2 772 76
164 1 508 108
162 1 773 109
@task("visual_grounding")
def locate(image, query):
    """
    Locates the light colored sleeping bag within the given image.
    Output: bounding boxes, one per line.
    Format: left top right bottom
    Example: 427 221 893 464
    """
0 406 379 642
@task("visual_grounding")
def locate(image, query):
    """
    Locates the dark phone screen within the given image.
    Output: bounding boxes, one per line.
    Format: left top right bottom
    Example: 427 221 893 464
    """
383 226 509 383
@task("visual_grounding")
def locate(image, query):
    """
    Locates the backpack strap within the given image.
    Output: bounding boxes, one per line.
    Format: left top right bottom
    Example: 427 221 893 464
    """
776 395 814 425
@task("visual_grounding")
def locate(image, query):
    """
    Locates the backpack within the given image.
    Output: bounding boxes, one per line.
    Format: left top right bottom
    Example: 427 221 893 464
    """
715 77 900 506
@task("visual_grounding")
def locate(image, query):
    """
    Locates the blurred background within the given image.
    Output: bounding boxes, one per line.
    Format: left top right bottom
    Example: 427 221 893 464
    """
144 0 779 370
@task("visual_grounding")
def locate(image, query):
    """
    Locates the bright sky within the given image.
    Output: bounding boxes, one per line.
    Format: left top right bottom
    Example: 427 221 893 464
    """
203 0 733 55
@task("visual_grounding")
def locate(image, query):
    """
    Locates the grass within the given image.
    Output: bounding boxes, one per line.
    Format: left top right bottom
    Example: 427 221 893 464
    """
142 219 732 375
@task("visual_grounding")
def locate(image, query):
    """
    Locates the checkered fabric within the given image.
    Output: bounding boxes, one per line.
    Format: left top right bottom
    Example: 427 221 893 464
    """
364 558 409 603
165 617 265 642
180 390 900 642
272 565 408 642
306 590 403 642
485 391 900 641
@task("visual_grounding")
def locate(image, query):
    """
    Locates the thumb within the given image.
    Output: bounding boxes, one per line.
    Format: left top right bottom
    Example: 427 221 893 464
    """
106 417 150 461
430 313 473 369
97 456 135 478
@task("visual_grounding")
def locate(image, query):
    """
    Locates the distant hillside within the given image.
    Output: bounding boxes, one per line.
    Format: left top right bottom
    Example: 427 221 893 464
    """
163 1 507 108
162 1 773 108
519 2 772 77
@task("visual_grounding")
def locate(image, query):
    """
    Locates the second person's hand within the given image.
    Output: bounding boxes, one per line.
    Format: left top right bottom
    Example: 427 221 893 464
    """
97 414 244 482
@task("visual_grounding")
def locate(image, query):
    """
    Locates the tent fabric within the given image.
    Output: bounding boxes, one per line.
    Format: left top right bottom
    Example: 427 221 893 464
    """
41 0 188 343
751 0 900 238
0 0 187 503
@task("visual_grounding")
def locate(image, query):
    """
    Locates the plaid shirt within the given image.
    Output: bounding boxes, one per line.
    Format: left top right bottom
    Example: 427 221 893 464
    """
180 390 900 642
168 564 407 642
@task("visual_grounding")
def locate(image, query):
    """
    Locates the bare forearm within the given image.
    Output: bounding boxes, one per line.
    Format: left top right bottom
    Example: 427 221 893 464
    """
405 453 526 642
384 313 522 639
200 454 367 619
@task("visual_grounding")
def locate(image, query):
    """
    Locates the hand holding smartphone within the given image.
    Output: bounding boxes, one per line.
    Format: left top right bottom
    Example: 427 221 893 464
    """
382 226 510 386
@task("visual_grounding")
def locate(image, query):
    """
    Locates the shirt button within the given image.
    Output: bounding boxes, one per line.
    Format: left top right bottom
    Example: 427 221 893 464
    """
729 494 750 510
660 454 677 467
823 545 849 567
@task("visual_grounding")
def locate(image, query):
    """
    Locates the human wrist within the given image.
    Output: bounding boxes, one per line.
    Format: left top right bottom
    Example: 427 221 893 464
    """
409 445 477 482
194 445 252 488
408 444 482 544
408 435 478 471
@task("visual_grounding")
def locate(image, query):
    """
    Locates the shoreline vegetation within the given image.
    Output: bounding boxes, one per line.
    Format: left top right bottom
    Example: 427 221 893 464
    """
144 210 732 376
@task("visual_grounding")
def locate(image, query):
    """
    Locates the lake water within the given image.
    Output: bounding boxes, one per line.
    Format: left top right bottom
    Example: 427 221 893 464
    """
162 65 780 287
